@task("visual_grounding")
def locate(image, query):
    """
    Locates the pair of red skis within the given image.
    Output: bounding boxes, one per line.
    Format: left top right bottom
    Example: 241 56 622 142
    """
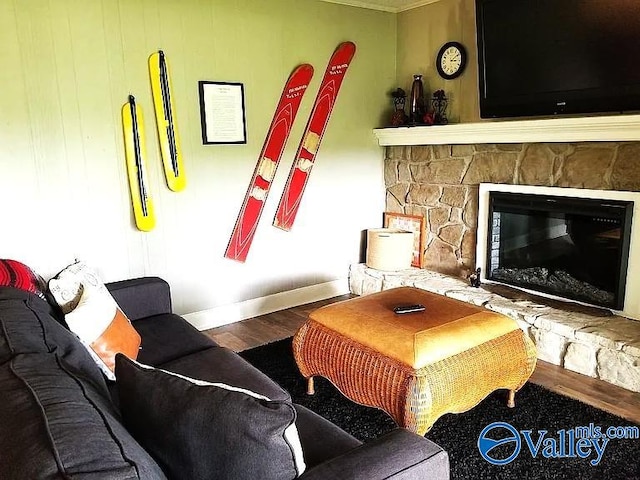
224 42 356 263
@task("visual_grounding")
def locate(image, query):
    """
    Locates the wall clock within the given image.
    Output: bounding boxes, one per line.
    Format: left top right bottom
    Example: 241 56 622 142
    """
436 42 467 80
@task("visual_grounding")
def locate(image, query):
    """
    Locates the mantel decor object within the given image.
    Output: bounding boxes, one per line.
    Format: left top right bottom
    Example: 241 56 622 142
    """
431 89 448 125
390 88 407 126
409 74 425 125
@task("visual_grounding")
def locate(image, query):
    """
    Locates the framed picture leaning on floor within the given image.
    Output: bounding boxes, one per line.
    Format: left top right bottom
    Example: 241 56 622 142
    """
383 212 426 268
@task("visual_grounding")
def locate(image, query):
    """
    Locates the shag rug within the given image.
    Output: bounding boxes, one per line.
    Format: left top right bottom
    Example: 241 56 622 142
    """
240 338 640 480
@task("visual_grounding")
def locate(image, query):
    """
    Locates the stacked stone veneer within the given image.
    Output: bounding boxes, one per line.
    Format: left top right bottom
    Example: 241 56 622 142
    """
384 142 640 279
349 263 640 393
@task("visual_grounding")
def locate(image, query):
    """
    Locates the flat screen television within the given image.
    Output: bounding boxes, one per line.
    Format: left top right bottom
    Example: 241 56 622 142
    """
475 0 640 118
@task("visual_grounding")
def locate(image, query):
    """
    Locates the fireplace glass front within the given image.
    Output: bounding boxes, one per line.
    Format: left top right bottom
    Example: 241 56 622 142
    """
486 192 633 310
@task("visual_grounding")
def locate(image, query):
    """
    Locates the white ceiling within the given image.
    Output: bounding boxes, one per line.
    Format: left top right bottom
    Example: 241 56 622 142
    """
318 0 442 13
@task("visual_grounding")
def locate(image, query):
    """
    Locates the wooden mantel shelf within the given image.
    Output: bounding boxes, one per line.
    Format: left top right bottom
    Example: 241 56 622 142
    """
372 114 640 146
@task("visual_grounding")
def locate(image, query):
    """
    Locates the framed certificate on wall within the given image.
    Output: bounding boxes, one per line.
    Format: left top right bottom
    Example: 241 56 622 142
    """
198 81 247 144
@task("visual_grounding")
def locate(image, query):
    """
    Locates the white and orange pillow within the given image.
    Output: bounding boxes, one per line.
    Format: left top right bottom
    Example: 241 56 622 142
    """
48 261 141 380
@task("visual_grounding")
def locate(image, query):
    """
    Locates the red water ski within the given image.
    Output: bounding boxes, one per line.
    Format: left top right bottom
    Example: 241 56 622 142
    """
225 64 314 262
273 41 356 231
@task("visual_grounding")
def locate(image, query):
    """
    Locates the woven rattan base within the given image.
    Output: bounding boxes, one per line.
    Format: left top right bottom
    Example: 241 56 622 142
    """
293 288 537 435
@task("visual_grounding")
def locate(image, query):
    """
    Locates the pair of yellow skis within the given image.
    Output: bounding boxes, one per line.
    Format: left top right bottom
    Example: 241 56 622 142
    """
122 50 185 232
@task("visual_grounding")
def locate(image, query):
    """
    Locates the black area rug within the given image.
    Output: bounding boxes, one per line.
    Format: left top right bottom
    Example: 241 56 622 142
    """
240 338 640 480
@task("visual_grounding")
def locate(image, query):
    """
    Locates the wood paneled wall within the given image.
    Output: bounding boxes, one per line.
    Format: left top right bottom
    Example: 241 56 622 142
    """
1 0 396 316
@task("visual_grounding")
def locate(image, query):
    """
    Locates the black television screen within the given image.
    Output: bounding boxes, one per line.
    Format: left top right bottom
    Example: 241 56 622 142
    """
475 0 640 118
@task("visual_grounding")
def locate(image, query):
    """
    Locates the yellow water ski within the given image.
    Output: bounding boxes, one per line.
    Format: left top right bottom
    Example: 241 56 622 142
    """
122 95 156 232
149 50 186 192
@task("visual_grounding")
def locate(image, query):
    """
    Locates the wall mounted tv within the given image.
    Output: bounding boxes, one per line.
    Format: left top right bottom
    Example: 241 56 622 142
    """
475 0 640 119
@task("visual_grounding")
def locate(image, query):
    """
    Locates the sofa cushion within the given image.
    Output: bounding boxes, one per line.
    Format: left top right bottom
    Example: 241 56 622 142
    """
134 313 218 366
0 287 106 389
107 277 173 321
0 353 166 480
115 354 306 480
0 287 166 479
293 404 361 469
49 261 141 380
159 345 291 401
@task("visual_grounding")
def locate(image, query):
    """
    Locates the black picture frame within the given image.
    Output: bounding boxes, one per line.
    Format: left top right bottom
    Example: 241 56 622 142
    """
198 81 247 144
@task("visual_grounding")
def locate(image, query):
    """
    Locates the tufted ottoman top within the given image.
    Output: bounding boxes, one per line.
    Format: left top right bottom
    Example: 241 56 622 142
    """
309 286 520 369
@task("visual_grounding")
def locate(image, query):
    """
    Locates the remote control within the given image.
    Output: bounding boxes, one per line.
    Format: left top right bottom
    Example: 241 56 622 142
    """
393 304 426 314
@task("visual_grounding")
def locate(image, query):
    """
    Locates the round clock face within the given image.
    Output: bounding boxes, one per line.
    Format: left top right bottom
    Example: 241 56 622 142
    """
436 42 467 80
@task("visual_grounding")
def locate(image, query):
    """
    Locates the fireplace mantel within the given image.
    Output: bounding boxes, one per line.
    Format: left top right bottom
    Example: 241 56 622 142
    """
373 113 640 146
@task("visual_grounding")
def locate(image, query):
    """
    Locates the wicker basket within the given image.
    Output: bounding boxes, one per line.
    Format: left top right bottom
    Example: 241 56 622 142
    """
366 228 413 271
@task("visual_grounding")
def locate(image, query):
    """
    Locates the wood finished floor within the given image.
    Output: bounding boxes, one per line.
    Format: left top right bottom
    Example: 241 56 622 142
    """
203 295 640 426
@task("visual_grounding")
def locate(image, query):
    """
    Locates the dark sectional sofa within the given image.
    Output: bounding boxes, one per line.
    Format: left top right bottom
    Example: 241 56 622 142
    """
0 276 450 479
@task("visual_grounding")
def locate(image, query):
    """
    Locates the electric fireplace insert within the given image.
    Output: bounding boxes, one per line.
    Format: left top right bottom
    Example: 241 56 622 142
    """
485 191 633 310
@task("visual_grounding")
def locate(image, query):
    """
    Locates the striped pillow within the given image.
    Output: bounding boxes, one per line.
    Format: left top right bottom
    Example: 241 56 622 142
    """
0 259 46 299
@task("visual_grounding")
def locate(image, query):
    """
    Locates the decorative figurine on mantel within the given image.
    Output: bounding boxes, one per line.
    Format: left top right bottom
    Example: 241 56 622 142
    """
431 89 448 125
389 88 407 126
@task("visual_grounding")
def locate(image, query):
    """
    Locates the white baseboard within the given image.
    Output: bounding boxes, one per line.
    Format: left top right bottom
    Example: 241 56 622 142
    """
183 278 350 331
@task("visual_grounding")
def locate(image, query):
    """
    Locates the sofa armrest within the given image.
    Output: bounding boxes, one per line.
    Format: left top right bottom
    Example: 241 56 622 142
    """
299 428 449 480
107 277 172 321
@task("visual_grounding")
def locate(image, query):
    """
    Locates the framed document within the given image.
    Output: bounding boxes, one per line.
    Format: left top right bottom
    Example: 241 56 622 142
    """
198 81 247 144
383 212 426 268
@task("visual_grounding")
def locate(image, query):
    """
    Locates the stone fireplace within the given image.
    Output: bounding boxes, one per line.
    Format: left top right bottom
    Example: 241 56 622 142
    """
350 131 640 393
384 141 640 280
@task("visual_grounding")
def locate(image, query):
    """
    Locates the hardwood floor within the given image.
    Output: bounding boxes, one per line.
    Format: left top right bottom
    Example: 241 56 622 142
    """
203 294 640 425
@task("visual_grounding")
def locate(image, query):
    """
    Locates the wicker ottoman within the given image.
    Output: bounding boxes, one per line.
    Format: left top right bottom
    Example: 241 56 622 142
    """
293 286 537 435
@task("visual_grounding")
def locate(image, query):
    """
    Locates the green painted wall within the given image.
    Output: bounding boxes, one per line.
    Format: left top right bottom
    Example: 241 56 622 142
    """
397 0 478 123
1 0 396 315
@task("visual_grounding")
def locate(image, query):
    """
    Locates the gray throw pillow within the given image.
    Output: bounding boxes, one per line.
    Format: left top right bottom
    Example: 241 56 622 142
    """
115 354 306 480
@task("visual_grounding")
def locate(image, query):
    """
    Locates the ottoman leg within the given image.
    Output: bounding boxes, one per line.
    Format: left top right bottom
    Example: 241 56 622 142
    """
307 376 315 395
507 389 515 408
